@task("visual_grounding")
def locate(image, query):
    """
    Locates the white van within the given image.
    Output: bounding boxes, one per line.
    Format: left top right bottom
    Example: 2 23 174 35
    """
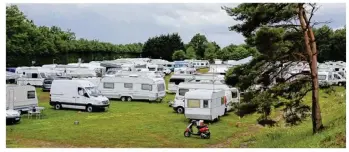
184 89 225 121
318 71 346 87
171 82 240 114
98 74 166 102
6 85 38 114
50 80 110 112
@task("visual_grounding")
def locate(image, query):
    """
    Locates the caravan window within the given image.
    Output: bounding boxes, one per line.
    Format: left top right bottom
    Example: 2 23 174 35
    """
201 63 204 66
318 75 326 80
141 84 152 91
148 68 156 71
157 84 165 91
169 78 185 85
187 99 200 108
203 100 209 108
124 83 133 89
31 73 38 78
104 82 114 89
221 97 225 105
179 89 189 96
27 91 36 99
232 91 238 98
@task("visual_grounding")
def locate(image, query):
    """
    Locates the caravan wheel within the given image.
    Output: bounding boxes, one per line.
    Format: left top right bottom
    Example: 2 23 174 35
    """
127 97 132 102
121 97 126 102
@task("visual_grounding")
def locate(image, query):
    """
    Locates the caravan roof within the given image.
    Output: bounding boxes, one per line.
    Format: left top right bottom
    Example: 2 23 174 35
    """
185 89 223 100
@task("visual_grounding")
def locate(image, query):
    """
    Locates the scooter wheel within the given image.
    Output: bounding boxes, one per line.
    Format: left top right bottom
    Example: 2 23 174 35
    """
184 131 191 137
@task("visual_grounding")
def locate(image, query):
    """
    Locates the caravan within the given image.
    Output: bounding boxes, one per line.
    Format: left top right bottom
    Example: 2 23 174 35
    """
171 82 240 114
184 89 226 121
6 85 38 114
168 74 195 93
97 74 166 102
16 67 57 86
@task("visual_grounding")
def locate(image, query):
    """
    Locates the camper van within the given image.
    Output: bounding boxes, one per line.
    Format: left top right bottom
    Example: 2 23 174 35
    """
184 89 226 121
50 80 110 112
6 85 38 114
318 71 346 87
98 74 166 102
171 82 240 114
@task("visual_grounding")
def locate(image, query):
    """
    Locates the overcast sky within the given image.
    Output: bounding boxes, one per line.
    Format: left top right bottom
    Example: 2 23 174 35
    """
13 3 346 47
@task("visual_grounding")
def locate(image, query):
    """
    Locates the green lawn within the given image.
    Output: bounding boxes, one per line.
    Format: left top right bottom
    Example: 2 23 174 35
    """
6 78 346 148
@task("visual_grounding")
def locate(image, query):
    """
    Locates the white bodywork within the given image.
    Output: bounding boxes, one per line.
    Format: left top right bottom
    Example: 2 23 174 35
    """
173 67 196 75
172 82 240 113
318 71 346 87
96 74 166 101
6 85 38 113
185 60 210 69
16 67 57 86
184 89 226 121
168 74 195 93
50 80 109 110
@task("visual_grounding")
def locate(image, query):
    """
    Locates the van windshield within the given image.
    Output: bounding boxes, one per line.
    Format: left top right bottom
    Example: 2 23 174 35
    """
85 87 101 97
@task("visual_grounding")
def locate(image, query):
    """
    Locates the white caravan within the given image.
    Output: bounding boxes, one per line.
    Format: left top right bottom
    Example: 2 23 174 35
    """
185 60 210 69
174 67 196 75
6 85 38 114
16 67 57 86
50 80 110 112
98 74 166 102
171 82 240 114
184 89 226 121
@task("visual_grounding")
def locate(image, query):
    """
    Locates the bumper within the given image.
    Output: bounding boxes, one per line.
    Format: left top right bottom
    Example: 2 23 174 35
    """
93 104 110 108
6 116 21 123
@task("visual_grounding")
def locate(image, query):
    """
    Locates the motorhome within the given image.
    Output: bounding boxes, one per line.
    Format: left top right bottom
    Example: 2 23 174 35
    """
171 82 240 114
174 61 193 69
6 85 38 114
97 74 166 102
318 71 346 87
50 80 110 112
184 89 226 121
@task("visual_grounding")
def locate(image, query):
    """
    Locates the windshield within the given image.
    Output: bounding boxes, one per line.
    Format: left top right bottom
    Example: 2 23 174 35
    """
107 71 116 75
85 87 101 97
44 79 53 84
179 89 189 96
318 75 327 80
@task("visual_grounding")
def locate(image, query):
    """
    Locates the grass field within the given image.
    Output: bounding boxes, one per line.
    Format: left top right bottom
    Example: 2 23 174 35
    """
6 71 346 148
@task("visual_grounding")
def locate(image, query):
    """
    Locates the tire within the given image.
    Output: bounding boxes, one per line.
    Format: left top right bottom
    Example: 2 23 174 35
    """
55 103 62 110
177 107 184 114
121 97 126 102
184 131 191 137
206 133 211 139
86 105 93 112
17 110 22 115
127 96 132 102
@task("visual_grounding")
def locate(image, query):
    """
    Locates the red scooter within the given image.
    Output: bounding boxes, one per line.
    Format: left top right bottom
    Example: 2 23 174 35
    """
184 120 210 139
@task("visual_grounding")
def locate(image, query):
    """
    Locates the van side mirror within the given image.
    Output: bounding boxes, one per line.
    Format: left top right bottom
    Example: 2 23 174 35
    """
84 93 89 98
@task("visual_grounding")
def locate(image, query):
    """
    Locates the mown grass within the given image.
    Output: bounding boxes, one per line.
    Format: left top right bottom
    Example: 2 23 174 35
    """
6 74 346 148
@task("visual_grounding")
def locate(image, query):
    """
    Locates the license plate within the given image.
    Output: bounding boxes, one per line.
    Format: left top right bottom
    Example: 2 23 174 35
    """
15 118 19 120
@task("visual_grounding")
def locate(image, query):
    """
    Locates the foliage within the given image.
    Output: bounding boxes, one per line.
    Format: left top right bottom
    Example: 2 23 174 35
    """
204 42 217 63
172 50 186 60
142 33 185 61
188 33 208 59
185 46 196 59
6 5 143 66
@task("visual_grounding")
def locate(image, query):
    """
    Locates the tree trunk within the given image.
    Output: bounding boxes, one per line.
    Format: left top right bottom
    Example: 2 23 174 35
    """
297 3 323 134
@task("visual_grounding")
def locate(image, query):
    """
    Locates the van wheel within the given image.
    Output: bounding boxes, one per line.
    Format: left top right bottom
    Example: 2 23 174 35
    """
127 97 132 102
55 103 62 110
86 105 93 112
177 107 184 114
